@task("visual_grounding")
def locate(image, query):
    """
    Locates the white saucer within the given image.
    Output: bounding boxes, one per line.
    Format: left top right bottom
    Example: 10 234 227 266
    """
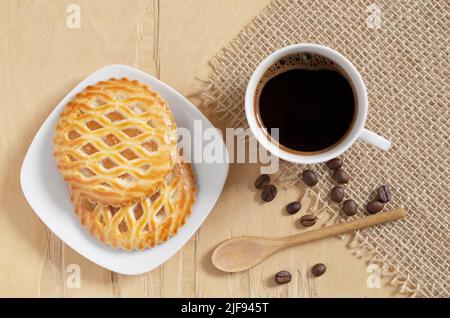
20 65 229 275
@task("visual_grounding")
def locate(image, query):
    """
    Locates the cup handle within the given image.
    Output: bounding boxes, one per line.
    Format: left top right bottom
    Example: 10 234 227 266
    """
359 128 392 151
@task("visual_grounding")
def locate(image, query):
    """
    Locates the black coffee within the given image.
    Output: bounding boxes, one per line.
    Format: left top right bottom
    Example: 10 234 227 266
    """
256 54 355 153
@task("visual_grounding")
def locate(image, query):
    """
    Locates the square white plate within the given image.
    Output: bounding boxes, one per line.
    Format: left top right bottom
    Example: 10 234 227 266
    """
20 65 229 275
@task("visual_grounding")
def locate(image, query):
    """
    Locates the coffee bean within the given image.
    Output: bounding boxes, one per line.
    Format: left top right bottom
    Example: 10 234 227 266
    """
330 186 345 203
275 270 292 284
287 201 301 214
326 158 343 170
311 263 326 277
300 214 317 227
261 184 277 202
333 168 350 184
377 184 392 203
342 199 358 216
367 200 384 214
301 170 318 187
255 174 270 189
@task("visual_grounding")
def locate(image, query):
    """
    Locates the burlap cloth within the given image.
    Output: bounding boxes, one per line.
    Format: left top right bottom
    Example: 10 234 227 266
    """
198 0 449 297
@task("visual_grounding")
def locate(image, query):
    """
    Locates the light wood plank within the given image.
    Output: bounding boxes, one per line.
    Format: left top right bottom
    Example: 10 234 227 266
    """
112 0 163 298
158 0 272 299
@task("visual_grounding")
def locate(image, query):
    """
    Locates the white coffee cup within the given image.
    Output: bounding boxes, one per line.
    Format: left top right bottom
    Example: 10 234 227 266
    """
245 43 391 164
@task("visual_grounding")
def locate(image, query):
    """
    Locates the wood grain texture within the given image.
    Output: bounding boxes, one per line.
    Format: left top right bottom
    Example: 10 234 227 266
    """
0 0 400 297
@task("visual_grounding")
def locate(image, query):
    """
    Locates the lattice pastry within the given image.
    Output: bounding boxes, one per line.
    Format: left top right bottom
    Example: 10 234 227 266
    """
54 78 177 206
71 152 196 250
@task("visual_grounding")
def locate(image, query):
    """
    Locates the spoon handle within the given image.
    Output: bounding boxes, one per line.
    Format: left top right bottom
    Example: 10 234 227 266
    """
281 208 406 247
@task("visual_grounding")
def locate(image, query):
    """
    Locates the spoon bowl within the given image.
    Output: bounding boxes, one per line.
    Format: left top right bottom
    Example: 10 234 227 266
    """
211 237 284 272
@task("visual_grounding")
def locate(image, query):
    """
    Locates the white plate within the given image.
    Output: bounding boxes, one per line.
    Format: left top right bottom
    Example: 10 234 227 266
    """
20 65 229 275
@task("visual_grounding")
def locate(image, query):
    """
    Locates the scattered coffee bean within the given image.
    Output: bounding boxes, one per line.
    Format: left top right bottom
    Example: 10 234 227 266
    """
255 174 270 189
301 170 318 187
333 168 350 184
261 184 277 202
311 263 326 277
366 200 384 214
274 270 292 284
326 158 343 170
300 214 317 227
377 184 392 203
287 201 302 214
330 186 345 203
342 199 358 216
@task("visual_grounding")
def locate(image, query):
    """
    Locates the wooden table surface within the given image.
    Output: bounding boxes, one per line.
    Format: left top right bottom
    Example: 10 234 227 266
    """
0 0 400 297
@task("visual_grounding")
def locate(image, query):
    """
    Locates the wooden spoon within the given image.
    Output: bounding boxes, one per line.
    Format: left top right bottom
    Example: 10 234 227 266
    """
212 208 406 272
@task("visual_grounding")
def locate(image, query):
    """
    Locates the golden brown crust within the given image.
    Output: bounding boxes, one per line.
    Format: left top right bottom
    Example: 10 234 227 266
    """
71 153 196 250
53 78 177 206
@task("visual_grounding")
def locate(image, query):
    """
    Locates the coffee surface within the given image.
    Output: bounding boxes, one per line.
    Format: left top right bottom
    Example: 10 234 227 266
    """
256 54 355 153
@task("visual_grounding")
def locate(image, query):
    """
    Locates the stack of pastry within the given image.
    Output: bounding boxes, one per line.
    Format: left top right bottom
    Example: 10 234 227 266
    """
53 78 196 250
